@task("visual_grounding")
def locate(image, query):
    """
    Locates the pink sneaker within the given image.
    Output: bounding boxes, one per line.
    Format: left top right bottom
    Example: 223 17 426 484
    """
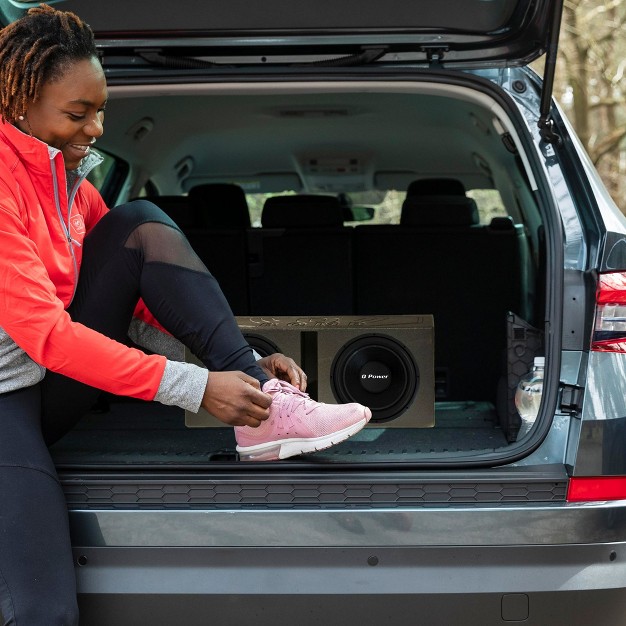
235 379 372 461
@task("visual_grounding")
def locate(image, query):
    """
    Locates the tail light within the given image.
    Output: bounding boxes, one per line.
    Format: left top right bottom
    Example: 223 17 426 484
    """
567 476 626 502
592 272 626 352
573 275 626 501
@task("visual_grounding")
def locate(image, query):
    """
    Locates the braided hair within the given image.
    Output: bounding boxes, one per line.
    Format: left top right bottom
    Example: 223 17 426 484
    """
0 3 97 123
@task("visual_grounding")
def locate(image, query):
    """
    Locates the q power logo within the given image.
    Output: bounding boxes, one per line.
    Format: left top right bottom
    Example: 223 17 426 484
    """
359 363 392 393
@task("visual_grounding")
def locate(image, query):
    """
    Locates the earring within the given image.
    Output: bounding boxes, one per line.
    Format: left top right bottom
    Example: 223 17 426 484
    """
18 115 24 121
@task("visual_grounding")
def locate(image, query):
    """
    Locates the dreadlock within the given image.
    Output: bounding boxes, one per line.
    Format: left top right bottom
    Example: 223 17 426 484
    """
0 3 97 123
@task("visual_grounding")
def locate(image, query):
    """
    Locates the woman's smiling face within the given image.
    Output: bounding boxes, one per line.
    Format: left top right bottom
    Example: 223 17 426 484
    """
17 56 108 170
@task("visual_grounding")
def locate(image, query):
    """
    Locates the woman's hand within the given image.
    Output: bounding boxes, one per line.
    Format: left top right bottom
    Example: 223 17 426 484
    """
257 353 308 391
200 371 271 427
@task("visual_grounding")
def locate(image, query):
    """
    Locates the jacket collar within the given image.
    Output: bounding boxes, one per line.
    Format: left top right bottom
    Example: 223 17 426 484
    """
0 119 103 180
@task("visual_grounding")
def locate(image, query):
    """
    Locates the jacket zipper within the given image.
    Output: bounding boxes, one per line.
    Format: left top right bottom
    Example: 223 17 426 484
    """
50 160 80 305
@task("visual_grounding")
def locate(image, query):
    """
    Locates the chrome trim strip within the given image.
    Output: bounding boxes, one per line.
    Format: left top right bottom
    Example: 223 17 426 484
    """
70 501 626 547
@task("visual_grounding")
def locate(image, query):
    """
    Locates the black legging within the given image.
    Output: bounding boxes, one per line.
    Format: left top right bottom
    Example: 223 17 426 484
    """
0 200 268 625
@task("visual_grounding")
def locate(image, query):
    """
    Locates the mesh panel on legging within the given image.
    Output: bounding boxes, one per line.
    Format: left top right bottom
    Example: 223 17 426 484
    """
124 221 267 381
124 221 209 272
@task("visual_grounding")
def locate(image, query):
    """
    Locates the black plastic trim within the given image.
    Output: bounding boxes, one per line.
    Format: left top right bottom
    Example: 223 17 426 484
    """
60 469 568 509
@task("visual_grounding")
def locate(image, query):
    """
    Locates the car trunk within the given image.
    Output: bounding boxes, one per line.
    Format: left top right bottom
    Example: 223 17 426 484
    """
49 74 552 470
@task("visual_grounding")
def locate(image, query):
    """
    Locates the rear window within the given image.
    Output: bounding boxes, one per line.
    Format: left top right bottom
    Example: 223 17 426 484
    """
244 188 508 227
467 189 508 224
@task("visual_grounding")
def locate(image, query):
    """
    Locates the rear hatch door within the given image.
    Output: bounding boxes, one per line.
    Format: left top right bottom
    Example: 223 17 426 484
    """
1 0 560 67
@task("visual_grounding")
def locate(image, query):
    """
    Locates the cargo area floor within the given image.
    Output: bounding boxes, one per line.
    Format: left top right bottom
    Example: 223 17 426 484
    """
50 399 509 467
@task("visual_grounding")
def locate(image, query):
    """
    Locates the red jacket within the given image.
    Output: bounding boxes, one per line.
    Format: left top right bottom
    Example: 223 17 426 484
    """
0 120 166 400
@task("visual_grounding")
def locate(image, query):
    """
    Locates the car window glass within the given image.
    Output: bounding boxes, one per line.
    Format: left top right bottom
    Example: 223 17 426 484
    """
86 150 117 191
467 189 509 224
346 190 404 225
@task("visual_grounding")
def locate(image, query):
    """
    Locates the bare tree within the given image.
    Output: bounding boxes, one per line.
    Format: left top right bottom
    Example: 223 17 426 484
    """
556 0 626 208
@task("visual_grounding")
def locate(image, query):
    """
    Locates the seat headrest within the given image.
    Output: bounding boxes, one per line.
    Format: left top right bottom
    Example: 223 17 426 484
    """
261 194 344 228
145 195 197 229
489 216 515 231
188 183 251 229
406 178 467 197
400 196 480 227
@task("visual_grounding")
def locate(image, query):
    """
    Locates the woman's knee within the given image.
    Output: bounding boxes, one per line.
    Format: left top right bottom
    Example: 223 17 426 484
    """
110 199 178 232
83 200 181 257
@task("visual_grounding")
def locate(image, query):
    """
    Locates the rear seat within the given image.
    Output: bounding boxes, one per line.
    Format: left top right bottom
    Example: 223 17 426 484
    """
247 194 354 315
185 183 251 314
141 195 196 231
142 183 531 405
354 180 529 403
188 183 251 230
405 177 467 198
142 185 251 314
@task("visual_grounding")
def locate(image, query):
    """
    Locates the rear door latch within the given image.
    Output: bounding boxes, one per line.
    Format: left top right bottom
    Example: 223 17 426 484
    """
559 383 584 416
422 45 448 67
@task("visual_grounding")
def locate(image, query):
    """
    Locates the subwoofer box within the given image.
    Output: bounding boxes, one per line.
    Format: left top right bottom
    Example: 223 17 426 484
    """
185 315 434 428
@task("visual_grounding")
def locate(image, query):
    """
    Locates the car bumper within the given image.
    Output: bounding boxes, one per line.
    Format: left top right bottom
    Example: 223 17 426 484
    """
71 502 626 625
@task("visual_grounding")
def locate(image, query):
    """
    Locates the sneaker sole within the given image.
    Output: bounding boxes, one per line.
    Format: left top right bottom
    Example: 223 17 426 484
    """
236 417 368 461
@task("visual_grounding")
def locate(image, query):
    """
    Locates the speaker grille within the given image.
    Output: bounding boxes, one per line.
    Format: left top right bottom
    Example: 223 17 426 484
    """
330 334 419 423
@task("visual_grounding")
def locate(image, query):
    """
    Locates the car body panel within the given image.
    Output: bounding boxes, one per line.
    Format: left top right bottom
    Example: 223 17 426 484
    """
1 0 558 66
71 544 626 625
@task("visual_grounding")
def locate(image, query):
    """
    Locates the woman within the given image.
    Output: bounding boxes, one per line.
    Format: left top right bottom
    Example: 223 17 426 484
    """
0 5 371 624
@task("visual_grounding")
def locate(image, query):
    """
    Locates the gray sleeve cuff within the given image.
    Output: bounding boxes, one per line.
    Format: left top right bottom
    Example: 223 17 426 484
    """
154 359 208 413
129 321 261 364
128 318 185 361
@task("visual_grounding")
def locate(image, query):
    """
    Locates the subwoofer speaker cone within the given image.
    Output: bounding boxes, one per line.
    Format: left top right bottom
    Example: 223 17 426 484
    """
242 333 281 358
316 315 434 428
331 334 419 423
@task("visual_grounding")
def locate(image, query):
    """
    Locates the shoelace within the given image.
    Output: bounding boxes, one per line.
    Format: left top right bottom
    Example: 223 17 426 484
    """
265 379 319 423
